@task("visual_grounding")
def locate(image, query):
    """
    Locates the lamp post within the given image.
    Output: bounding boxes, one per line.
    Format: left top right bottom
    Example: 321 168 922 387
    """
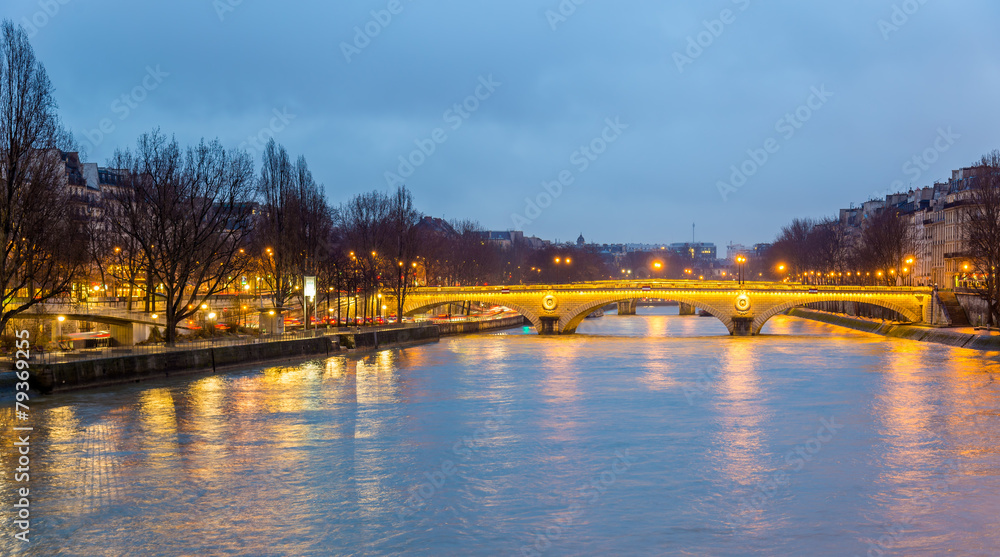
735 255 747 285
55 315 65 344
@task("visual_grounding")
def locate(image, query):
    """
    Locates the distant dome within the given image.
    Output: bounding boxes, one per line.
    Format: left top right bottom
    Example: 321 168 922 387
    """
576 234 585 245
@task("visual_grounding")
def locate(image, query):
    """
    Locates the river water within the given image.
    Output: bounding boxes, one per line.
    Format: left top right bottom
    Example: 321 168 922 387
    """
3 307 1000 556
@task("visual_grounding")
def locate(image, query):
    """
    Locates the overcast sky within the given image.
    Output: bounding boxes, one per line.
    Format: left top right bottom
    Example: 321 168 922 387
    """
8 0 1000 247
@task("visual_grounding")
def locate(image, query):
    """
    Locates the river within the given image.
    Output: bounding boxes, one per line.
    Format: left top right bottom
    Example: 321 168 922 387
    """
3 307 1000 556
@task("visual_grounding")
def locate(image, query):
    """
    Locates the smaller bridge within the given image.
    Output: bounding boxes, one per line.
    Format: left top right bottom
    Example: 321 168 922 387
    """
403 280 936 336
21 310 168 346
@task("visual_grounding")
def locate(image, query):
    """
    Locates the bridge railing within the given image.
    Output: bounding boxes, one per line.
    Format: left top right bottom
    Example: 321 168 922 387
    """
411 281 933 294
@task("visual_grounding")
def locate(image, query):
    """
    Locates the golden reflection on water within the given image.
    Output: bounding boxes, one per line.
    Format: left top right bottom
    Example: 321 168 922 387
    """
139 388 180 463
636 343 681 391
714 340 768 488
536 339 584 442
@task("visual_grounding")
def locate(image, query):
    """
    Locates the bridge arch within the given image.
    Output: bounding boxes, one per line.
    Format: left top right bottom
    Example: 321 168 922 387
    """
402 296 542 331
751 294 923 335
560 293 732 334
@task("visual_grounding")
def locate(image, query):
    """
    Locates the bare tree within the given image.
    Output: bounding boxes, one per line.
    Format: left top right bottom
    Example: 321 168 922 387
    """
807 218 849 276
0 20 85 333
253 140 301 312
339 190 391 322
770 218 815 277
107 130 255 344
384 185 420 321
965 151 1000 325
854 207 915 286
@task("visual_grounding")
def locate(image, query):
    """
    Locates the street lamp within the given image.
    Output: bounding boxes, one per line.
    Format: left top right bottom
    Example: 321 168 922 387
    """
735 255 747 285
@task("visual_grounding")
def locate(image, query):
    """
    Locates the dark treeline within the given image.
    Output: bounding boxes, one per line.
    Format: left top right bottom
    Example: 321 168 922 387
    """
764 213 916 287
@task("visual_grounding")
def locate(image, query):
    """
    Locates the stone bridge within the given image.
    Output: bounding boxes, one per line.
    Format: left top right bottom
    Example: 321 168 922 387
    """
402 281 935 335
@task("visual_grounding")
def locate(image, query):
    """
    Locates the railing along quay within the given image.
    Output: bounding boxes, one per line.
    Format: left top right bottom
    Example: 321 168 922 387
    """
12 324 428 365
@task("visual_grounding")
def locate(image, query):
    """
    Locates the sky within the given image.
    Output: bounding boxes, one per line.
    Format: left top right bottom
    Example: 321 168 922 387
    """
7 0 1000 248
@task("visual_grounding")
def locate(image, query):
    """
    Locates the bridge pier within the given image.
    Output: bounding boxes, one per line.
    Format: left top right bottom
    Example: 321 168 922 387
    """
616 300 637 315
731 316 753 336
538 316 560 335
678 303 696 316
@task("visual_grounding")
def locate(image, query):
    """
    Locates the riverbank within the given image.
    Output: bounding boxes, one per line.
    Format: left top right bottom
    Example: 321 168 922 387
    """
786 308 1000 352
25 316 531 394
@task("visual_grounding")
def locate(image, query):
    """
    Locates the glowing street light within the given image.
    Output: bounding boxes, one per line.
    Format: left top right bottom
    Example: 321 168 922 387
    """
735 255 747 285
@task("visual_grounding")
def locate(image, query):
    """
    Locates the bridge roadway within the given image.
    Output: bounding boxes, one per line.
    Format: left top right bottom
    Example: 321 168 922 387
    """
402 280 936 335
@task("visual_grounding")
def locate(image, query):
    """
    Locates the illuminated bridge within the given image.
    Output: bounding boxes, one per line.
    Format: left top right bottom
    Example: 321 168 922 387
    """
402 281 936 336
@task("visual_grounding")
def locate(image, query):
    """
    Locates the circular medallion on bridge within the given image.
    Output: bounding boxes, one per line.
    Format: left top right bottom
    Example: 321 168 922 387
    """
734 293 751 313
542 295 558 312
